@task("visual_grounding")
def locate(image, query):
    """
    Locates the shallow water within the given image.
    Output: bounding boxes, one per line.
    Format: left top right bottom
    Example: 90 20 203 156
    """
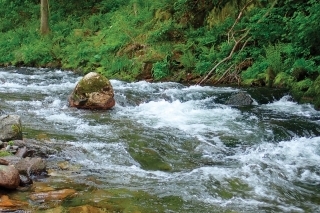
1 67 320 212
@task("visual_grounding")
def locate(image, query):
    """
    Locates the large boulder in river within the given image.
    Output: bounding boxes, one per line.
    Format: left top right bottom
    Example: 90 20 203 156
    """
225 92 253 106
0 165 20 189
68 72 115 110
0 115 23 142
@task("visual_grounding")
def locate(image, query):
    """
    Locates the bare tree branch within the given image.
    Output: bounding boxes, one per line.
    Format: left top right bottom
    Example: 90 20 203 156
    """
227 0 253 43
196 0 278 85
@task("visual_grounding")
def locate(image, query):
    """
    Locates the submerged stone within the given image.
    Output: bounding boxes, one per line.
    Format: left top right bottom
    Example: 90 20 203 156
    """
68 72 115 110
128 146 172 171
30 188 76 202
69 205 106 213
0 195 28 210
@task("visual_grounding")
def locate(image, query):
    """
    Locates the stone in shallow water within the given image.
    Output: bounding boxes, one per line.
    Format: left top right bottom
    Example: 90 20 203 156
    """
31 182 55 193
225 92 253 106
14 157 47 176
0 195 28 210
69 205 106 213
0 165 20 189
19 174 33 186
0 115 23 141
0 158 9 165
30 189 77 202
68 72 115 110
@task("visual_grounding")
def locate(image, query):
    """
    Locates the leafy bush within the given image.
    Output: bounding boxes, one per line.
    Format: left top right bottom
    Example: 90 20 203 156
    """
292 58 317 74
264 43 286 74
23 45 52 66
273 72 295 88
241 59 268 80
179 50 196 71
152 60 170 80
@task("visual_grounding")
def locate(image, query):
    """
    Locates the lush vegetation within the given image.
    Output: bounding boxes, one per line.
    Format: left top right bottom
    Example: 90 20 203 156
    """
0 0 319 108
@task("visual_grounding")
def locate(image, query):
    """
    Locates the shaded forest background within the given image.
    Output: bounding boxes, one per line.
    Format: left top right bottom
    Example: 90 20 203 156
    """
0 0 319 108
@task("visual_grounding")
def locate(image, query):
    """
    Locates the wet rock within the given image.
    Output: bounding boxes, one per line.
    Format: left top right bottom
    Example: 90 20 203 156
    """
0 158 9 165
30 189 76 202
68 72 115 110
245 87 289 104
5 145 18 154
42 206 65 213
14 157 46 177
69 205 106 213
57 161 70 170
17 139 57 158
0 165 20 189
31 182 55 192
19 174 33 186
225 92 253 106
0 115 23 142
9 140 26 148
15 146 28 158
1 156 21 165
0 195 28 210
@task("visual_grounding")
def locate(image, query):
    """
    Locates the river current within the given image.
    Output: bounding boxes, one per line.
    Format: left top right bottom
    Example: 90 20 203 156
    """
1 67 320 212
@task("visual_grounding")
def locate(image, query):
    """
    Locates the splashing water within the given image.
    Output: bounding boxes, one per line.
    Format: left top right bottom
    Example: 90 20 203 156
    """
1 67 320 212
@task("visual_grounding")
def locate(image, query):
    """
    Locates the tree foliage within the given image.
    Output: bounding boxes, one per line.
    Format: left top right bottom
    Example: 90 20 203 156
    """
0 0 319 107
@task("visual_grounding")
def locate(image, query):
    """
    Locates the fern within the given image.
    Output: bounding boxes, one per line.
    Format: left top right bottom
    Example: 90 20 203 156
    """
264 43 285 74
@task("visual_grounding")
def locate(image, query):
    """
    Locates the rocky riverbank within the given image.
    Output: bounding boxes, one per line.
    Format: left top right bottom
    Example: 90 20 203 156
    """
0 122 107 212
0 72 120 212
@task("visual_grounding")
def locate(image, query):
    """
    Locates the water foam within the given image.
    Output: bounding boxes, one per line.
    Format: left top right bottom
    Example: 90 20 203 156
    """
262 95 320 118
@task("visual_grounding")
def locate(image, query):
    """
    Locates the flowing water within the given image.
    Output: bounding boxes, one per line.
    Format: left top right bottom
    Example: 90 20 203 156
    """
1 67 320 212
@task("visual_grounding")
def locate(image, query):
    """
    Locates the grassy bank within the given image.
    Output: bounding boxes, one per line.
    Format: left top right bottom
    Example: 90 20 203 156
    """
0 0 319 109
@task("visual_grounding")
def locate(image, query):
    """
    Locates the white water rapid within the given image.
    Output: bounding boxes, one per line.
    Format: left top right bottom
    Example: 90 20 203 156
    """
1 67 320 212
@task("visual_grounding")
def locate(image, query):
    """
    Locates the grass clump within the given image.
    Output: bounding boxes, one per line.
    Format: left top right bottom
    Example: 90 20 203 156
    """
0 151 12 157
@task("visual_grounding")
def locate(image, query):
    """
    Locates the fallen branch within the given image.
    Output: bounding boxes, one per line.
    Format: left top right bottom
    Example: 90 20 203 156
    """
213 64 234 84
196 31 248 85
196 0 278 85
227 0 253 43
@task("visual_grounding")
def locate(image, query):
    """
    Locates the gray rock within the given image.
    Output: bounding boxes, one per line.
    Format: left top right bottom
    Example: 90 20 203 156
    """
19 174 33 186
14 157 46 176
0 114 23 141
1 156 21 166
15 146 28 158
10 140 26 148
23 138 58 157
225 92 253 106
0 165 20 189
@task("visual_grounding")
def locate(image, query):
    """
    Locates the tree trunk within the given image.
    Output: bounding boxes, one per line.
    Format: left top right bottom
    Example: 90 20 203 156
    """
40 0 49 35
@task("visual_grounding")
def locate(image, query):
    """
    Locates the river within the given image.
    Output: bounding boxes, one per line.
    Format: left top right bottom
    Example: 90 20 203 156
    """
1 67 320 212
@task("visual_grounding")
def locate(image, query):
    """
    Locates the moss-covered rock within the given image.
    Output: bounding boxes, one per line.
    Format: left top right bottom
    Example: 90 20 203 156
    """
128 140 172 171
129 146 172 171
309 75 320 109
0 115 23 142
68 72 115 110
289 74 320 109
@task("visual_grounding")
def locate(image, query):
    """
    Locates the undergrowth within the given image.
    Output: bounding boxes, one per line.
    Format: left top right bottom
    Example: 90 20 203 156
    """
0 0 319 107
